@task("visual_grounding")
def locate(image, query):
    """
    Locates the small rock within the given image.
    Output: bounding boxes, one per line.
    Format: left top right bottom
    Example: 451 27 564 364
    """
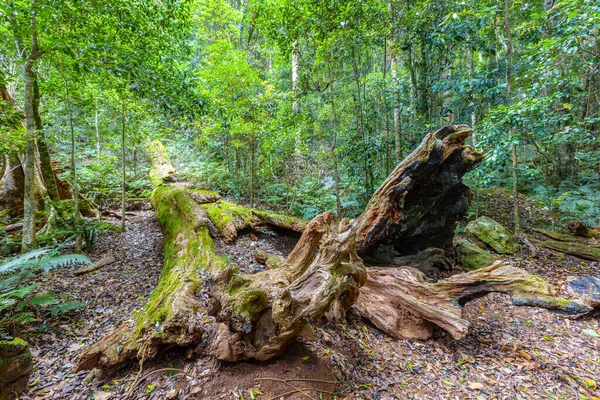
456 239 495 270
466 216 520 254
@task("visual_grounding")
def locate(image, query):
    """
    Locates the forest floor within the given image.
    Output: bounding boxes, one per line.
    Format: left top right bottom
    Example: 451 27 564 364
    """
15 199 600 400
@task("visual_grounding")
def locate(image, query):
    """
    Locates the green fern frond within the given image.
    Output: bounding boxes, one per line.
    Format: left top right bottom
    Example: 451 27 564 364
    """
0 248 51 275
50 301 85 316
38 254 91 271
30 292 60 306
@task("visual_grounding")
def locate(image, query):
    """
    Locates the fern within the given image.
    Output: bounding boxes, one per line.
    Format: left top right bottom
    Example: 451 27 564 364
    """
0 248 90 275
0 249 90 333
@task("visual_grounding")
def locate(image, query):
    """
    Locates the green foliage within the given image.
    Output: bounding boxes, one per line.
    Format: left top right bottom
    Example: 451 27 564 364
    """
0 249 89 334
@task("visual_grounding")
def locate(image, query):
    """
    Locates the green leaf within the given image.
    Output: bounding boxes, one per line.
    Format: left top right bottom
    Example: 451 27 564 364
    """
583 329 600 338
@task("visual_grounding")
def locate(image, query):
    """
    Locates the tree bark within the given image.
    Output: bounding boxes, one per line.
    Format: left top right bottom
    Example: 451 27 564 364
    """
22 60 38 252
121 100 126 232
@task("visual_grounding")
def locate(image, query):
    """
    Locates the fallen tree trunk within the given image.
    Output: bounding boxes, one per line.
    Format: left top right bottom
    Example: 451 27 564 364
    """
201 200 305 244
356 261 591 340
527 230 600 261
76 187 364 370
76 186 221 371
147 140 176 187
77 128 592 373
73 255 116 276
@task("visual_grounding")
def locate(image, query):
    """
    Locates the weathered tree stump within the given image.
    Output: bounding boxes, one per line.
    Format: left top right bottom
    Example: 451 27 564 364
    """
77 129 593 373
356 125 484 255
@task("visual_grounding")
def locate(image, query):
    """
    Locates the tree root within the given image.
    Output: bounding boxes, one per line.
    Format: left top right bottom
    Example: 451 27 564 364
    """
356 261 591 340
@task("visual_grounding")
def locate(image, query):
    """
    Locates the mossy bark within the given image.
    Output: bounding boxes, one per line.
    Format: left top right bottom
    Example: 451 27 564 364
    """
76 188 365 370
207 213 366 361
75 185 226 371
0 337 32 399
201 200 306 244
527 231 600 261
147 140 176 187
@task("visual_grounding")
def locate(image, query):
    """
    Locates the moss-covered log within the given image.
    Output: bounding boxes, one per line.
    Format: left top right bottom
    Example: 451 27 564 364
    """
355 125 484 256
201 200 306 244
75 185 226 371
356 261 591 340
527 230 600 261
147 140 176 187
568 221 600 239
76 187 364 370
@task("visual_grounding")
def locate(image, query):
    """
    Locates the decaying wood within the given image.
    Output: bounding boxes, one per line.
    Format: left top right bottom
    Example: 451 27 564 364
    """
189 189 221 204
568 221 599 239
201 200 306 244
147 140 176 187
356 125 484 256
1 222 24 232
76 187 365 370
527 230 600 261
362 247 451 275
356 261 591 340
207 213 366 361
73 255 116 276
252 209 307 233
75 186 216 371
78 133 593 372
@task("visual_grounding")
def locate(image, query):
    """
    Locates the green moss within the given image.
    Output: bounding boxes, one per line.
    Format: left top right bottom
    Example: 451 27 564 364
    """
136 186 227 334
456 239 495 270
266 255 284 269
0 338 29 359
201 202 235 234
232 288 268 322
190 189 220 198
147 140 176 187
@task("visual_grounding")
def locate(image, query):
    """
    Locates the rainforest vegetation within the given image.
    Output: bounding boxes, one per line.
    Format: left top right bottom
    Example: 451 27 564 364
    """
1 0 600 399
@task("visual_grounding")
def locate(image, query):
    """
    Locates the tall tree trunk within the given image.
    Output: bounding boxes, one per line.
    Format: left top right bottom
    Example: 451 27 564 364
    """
383 40 391 175
504 0 520 235
391 55 402 162
292 39 301 153
121 100 126 232
95 100 101 159
22 60 38 252
250 132 255 208
32 76 59 201
328 62 342 219
468 44 477 146
64 75 81 252
351 50 371 197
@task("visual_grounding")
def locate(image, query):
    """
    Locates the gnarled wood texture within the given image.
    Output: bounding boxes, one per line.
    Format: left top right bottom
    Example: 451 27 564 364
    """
356 261 591 340
207 213 366 361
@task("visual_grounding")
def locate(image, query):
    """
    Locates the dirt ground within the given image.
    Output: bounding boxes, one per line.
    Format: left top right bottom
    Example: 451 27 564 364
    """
12 202 600 400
